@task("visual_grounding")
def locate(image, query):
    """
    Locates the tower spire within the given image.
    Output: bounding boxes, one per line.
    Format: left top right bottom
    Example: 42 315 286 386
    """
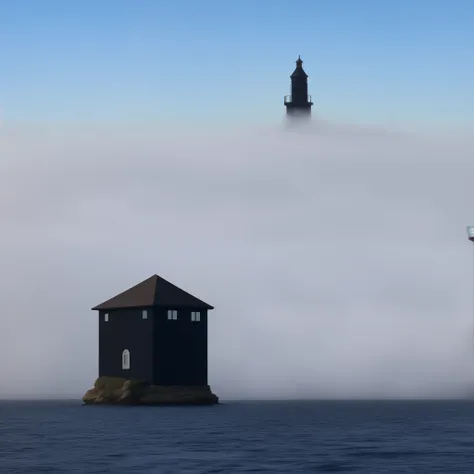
283 56 313 119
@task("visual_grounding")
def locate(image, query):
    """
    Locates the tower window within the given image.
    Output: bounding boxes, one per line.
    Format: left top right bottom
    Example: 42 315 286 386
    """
104 313 109 322
122 349 130 370
142 310 148 319
191 311 201 322
167 310 178 320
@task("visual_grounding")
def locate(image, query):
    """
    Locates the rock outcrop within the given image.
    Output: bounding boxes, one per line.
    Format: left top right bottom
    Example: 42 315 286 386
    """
82 376 219 406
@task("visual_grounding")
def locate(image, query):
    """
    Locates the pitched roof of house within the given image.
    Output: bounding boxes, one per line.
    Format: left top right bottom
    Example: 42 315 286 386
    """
91 274 214 311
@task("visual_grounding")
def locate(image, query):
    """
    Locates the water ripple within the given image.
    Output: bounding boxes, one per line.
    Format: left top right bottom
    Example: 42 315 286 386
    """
1 400 474 473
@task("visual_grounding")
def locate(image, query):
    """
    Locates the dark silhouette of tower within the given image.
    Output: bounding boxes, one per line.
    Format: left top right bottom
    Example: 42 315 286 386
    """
284 56 313 119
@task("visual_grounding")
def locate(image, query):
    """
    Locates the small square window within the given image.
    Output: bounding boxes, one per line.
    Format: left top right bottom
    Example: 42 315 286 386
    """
142 310 148 319
167 310 178 320
191 311 201 322
104 313 109 322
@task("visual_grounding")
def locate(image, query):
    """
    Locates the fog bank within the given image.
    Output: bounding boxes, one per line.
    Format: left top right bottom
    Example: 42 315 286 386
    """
0 119 473 399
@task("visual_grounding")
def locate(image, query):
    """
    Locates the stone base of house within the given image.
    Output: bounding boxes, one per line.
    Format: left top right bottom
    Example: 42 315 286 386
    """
82 376 219 406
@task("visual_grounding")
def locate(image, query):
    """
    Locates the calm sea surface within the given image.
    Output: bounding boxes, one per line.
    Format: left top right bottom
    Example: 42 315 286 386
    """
1 400 474 473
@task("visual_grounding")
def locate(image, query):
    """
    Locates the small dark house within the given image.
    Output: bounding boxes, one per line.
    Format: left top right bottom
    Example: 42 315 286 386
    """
283 56 313 119
92 274 214 386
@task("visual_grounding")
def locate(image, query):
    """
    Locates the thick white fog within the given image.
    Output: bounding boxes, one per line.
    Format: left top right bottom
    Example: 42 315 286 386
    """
0 119 473 399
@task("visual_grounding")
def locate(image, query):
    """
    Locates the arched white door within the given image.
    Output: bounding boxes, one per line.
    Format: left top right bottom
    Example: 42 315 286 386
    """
122 349 130 370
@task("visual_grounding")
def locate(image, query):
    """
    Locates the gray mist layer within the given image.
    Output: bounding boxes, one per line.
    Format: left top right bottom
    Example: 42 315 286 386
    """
0 120 473 400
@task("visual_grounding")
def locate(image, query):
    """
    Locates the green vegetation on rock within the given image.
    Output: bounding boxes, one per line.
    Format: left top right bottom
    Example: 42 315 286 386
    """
83 377 218 406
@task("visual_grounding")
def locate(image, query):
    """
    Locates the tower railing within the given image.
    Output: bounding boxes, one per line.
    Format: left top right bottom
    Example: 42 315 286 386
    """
284 95 312 104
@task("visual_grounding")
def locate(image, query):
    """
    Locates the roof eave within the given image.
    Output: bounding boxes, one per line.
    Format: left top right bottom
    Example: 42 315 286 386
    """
91 303 215 311
91 304 152 311
153 302 215 310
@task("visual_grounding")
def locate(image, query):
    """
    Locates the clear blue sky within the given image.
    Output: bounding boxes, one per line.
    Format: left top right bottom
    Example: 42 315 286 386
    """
1 0 473 127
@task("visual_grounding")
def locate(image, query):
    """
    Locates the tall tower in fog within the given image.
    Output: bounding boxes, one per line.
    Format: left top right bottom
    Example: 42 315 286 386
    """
284 56 313 119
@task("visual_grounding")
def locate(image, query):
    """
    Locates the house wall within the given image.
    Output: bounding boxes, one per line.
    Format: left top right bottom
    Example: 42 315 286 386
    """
98 308 154 381
153 308 208 385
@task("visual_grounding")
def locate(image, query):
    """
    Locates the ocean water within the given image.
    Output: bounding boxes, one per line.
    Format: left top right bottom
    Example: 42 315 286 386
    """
1 400 474 473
